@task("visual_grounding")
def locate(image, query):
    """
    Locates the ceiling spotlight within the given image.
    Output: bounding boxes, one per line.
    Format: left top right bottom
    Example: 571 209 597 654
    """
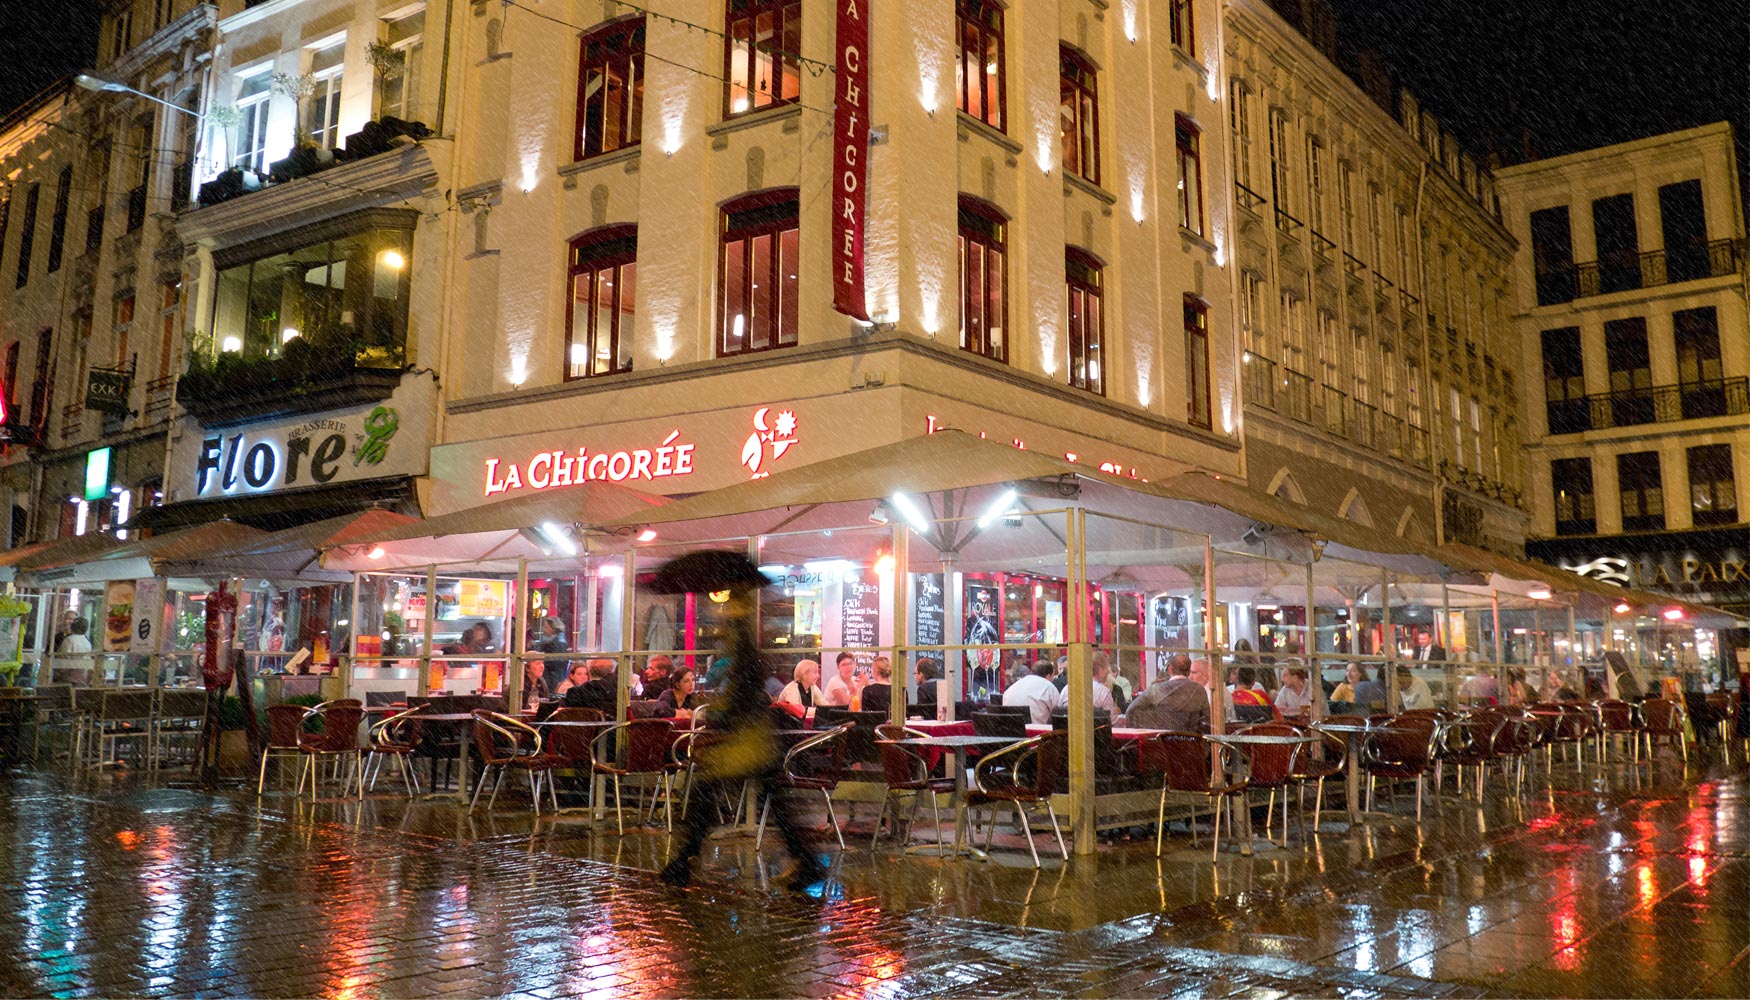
1528 587 1551 601
976 487 1019 530
538 521 578 556
637 529 658 542
887 492 932 536
867 503 890 526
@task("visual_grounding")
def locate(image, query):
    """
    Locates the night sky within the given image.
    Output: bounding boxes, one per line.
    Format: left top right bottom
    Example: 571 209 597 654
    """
0 2 1743 186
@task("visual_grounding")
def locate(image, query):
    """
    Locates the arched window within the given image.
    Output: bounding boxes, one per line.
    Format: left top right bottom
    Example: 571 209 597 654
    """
718 189 800 357
959 196 1008 363
566 225 637 379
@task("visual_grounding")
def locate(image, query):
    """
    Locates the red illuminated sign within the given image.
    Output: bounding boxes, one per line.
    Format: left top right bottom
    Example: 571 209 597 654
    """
831 0 870 320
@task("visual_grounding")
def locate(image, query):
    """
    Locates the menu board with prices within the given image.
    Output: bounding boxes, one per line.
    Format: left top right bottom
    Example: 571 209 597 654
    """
840 570 882 668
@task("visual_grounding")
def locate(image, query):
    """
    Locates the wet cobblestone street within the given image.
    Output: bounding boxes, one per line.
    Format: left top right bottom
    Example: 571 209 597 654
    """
2 754 1746 998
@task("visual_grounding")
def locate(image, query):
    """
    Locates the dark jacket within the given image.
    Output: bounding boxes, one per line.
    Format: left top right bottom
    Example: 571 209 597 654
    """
653 688 696 718
563 676 618 716
860 682 891 716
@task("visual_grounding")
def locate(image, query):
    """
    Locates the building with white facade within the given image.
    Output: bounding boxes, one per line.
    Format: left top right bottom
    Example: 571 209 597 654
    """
1223 0 1526 560
1497 123 1750 615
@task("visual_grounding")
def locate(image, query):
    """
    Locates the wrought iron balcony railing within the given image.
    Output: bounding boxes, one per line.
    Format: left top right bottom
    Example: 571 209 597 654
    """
1535 238 1740 305
1545 376 1750 434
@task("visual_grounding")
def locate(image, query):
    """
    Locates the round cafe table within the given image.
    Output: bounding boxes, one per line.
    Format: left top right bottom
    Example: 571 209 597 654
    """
891 734 1028 858
1308 720 1378 825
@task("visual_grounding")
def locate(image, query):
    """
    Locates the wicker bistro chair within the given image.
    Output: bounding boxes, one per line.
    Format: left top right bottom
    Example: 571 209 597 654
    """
1290 725 1346 830
758 722 853 853
365 706 426 797
871 724 956 851
298 704 366 800
469 711 564 816
1594 699 1642 765
1153 731 1248 862
1359 715 1438 823
1640 697 1688 760
259 704 311 793
967 731 1069 868
591 718 680 834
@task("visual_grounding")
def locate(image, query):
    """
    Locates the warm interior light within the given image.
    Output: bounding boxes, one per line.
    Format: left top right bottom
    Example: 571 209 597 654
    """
379 249 406 270
1662 607 1684 621
281 327 300 343
1614 601 1632 615
636 529 658 542
367 546 386 560
873 553 895 576
220 336 243 353
1528 587 1551 601
707 589 730 604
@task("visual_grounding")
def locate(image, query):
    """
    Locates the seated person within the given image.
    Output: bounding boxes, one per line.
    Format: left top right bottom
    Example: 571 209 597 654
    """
653 668 700 719
821 652 860 707
553 663 589 697
1049 650 1118 715
1001 658 1060 725
1122 654 1209 733
778 659 826 710
1273 666 1315 719
1230 666 1275 721
860 656 895 715
642 654 675 703
562 658 620 716
911 657 942 719
522 657 555 708
1397 666 1434 710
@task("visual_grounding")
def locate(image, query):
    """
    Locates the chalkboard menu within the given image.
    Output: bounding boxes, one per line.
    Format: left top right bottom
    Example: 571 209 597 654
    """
841 571 883 666
913 573 945 649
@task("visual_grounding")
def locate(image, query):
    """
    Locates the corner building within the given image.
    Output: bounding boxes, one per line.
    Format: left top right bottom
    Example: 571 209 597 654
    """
427 0 1241 513
1222 0 1526 552
1497 124 1750 616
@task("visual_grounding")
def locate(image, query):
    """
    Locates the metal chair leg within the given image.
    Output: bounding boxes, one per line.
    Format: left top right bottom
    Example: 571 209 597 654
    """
823 790 845 849
1156 785 1168 857
1046 802 1067 860
871 788 889 849
1210 795 1223 864
613 776 624 835
528 770 542 817
1016 802 1040 868
257 750 270 795
755 795 770 853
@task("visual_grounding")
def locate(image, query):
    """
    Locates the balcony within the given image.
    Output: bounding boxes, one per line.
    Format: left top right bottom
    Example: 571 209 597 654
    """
1535 239 1740 305
1274 208 1304 239
1319 384 1348 437
197 117 432 209
1545 377 1750 434
1309 229 1336 262
1234 182 1266 214
1246 354 1432 468
178 339 407 428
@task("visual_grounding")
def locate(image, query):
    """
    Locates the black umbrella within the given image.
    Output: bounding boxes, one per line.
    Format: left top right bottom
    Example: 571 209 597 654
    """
649 550 771 595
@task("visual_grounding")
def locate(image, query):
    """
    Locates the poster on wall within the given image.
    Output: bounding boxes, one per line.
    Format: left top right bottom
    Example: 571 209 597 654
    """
913 574 945 649
1044 601 1064 645
794 591 823 636
102 581 136 653
963 583 1001 699
129 579 164 654
457 580 508 619
840 570 882 669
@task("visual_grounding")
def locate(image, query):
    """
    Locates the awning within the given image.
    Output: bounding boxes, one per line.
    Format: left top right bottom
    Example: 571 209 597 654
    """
0 532 125 581
155 508 420 583
21 521 268 586
320 480 669 571
124 477 418 533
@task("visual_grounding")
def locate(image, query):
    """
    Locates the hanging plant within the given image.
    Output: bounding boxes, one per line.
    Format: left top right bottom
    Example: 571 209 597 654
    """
0 595 31 618
366 40 405 80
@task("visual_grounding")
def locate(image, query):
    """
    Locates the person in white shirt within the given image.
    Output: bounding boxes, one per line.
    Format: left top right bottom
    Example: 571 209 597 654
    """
821 651 858 707
1051 650 1117 715
58 618 93 654
1274 665 1315 718
1397 666 1434 709
779 659 827 710
1002 659 1060 725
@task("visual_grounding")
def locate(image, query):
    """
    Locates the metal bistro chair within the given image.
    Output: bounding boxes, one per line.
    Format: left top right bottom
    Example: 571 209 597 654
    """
259 704 311 794
871 723 956 851
1359 714 1438 823
151 688 209 774
1640 697 1688 760
1439 710 1504 799
365 705 426 797
469 711 564 816
298 703 366 800
1234 722 1304 846
1290 724 1347 831
541 706 606 809
26 684 73 765
89 690 156 773
759 722 853 853
591 718 680 834
967 731 1069 868
1153 731 1248 862
1594 699 1642 765
67 686 109 773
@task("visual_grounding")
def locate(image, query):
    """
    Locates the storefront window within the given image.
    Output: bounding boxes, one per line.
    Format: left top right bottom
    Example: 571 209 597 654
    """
355 569 514 699
211 219 414 365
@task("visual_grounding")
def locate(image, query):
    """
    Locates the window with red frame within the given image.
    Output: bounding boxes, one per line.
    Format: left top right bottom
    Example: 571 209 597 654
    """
567 227 637 379
1171 0 1195 50
1066 250 1104 395
719 191 799 357
956 0 1004 131
959 197 1007 363
1060 47 1099 185
575 18 645 161
1176 115 1205 236
1184 296 1212 428
725 0 800 117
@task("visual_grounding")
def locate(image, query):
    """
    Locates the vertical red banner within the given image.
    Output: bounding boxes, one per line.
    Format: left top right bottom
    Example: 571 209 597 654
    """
832 0 871 320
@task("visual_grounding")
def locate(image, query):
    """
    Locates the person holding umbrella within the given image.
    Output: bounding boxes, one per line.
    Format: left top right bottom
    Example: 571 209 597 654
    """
653 551 827 892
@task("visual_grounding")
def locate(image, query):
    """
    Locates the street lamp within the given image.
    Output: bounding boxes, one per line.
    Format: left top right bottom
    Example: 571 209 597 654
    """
74 72 204 121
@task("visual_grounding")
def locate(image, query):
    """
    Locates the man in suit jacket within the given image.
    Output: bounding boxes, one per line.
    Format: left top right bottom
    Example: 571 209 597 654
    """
1413 631 1446 663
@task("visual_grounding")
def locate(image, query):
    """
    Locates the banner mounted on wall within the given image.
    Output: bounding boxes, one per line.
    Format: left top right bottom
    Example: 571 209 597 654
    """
831 0 870 320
